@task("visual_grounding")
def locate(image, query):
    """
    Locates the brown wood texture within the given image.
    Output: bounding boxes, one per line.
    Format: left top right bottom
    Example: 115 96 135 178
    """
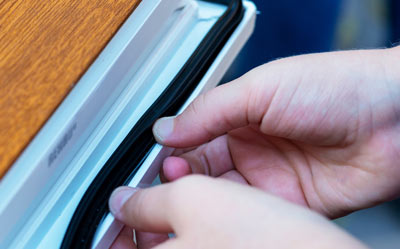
0 0 141 178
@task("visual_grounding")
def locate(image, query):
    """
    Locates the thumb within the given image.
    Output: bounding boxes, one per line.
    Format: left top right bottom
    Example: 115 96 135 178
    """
152 74 261 147
109 186 174 233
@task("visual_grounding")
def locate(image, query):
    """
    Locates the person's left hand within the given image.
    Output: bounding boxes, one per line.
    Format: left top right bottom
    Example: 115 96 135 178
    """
109 175 367 249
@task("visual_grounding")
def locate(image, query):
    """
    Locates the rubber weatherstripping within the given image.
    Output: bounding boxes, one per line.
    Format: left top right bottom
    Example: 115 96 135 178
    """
61 0 244 248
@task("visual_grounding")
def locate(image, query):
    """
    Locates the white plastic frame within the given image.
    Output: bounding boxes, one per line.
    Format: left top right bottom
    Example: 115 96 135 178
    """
0 1 256 248
93 2 256 248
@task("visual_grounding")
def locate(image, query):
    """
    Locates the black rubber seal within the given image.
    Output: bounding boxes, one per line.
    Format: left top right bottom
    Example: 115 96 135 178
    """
61 0 244 248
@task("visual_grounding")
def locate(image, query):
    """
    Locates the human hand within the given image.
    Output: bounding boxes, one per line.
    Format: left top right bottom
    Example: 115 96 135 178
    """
109 175 367 249
110 47 400 248
154 47 400 218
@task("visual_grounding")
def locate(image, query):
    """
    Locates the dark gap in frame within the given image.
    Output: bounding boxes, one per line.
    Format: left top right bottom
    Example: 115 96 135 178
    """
61 0 244 248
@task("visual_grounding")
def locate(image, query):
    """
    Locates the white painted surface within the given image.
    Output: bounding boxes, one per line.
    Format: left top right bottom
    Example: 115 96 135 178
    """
0 1 256 248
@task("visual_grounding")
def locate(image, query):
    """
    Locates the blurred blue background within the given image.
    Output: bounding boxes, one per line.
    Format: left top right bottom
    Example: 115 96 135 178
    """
224 0 400 81
222 1 400 248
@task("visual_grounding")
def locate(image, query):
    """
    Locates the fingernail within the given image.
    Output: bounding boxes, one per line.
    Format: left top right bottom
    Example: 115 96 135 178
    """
109 186 138 217
153 116 175 142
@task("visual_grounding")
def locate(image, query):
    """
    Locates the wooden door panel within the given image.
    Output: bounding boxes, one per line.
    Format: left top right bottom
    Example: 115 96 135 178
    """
0 0 141 178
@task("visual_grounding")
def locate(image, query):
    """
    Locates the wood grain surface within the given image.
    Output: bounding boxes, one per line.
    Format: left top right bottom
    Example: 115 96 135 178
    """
0 0 141 178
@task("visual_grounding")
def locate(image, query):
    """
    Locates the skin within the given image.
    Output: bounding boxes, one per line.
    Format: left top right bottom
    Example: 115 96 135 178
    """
110 176 367 249
109 46 400 248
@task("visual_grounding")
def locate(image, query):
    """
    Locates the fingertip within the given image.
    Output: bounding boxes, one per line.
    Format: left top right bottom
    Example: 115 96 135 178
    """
110 185 175 232
109 186 138 220
163 157 191 181
153 116 175 144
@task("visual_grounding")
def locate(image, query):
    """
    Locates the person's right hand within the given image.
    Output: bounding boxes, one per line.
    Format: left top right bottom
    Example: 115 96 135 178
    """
154 47 400 218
